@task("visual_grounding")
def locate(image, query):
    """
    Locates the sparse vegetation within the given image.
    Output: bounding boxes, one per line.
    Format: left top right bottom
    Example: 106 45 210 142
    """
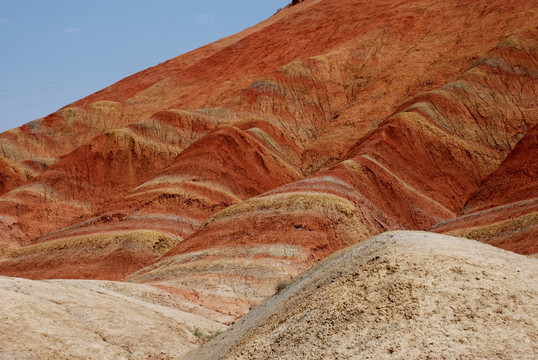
193 327 223 342
275 280 291 293
275 0 305 14
193 327 204 339
212 330 223 338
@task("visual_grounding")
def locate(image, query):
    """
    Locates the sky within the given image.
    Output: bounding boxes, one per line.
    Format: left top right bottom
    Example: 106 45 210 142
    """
0 0 288 133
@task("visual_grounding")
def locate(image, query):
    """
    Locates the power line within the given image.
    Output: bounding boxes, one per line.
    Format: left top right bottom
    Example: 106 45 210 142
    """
0 38 187 70
0 97 81 112
0 72 133 100
0 63 156 99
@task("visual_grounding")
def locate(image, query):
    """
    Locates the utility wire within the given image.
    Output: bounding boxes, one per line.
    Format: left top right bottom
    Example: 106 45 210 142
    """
0 38 186 70
0 72 133 100
0 63 153 95
0 97 81 112
0 62 157 100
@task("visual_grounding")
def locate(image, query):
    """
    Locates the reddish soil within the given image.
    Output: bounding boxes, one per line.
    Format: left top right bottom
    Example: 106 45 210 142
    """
0 0 535 325
465 124 538 213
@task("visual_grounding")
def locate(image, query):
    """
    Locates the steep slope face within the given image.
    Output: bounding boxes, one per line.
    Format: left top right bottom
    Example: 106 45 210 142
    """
464 124 538 213
431 125 538 255
0 1 536 357
0 277 225 359
0 130 179 246
343 28 538 214
185 232 538 360
231 1 538 173
0 110 217 249
2 0 535 191
0 156 34 194
0 0 361 191
0 104 152 195
125 27 537 325
0 123 302 280
0 9 276 194
0 0 535 304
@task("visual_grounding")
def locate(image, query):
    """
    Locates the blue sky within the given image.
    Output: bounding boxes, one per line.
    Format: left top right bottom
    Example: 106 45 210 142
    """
0 0 287 133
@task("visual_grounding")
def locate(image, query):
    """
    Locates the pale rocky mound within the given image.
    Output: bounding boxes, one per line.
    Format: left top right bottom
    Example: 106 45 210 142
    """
0 277 225 360
186 231 538 360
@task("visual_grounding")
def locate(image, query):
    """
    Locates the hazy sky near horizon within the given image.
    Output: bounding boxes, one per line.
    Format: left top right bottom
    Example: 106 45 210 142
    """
0 0 287 133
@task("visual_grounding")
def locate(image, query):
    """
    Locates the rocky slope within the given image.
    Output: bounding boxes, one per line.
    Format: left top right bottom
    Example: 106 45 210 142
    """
0 0 535 275
2 232 535 360
0 276 225 359
185 231 538 360
0 0 537 358
432 123 538 254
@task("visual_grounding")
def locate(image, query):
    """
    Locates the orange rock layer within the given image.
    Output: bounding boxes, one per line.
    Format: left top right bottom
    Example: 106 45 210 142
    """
0 0 536 329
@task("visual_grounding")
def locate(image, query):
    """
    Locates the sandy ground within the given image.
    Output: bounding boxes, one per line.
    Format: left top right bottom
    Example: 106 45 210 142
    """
186 231 538 360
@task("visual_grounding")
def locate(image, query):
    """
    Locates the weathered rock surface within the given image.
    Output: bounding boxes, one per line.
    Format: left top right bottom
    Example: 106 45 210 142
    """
185 231 538 360
0 0 537 358
0 276 225 360
1 0 535 280
431 124 538 255
121 24 538 330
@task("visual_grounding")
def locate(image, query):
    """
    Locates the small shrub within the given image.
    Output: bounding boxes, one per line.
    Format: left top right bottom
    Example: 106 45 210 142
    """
193 328 223 342
275 280 291 294
193 327 205 339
